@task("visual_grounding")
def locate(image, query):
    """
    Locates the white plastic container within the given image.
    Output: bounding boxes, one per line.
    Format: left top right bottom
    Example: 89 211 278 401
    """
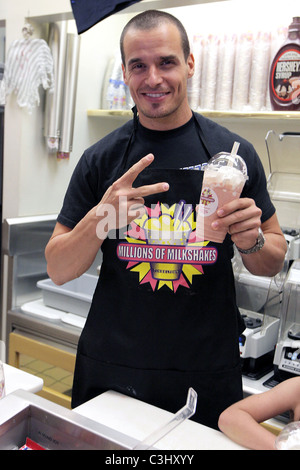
37 274 98 317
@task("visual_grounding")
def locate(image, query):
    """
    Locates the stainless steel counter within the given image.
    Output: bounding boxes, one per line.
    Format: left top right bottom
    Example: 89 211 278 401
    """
0 389 137 450
7 309 81 350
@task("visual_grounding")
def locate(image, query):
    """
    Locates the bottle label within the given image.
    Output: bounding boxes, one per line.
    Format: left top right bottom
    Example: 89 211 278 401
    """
271 48 300 105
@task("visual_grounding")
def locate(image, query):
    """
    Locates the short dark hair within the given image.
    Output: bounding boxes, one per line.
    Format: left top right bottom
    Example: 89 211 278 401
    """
120 10 191 65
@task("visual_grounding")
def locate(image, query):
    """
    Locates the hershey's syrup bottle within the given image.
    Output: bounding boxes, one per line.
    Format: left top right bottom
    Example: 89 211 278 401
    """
269 17 300 111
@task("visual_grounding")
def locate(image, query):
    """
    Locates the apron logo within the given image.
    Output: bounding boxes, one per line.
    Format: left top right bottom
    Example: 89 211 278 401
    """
117 201 218 292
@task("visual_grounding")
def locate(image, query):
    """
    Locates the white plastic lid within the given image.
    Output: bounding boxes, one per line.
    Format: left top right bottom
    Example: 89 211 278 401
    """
206 142 248 178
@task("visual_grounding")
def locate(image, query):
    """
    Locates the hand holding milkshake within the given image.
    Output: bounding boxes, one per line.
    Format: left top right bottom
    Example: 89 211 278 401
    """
196 142 248 243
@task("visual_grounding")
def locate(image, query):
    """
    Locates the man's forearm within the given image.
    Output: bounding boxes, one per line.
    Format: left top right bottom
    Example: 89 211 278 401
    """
239 232 287 277
45 209 104 285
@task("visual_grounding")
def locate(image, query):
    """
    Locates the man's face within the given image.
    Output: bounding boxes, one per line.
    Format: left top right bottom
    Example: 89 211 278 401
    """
122 22 194 130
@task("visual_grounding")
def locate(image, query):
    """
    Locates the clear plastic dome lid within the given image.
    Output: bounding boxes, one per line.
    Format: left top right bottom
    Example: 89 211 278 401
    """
275 421 300 450
205 142 248 179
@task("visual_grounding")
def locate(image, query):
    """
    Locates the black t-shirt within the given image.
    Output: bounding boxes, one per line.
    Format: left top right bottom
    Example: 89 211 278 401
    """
127 117 209 170
57 113 275 229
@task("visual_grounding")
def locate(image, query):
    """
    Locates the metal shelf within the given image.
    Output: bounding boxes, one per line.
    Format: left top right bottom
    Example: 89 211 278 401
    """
87 109 300 119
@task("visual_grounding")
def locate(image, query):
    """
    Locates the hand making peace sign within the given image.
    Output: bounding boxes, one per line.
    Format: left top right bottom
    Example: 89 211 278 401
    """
96 154 169 236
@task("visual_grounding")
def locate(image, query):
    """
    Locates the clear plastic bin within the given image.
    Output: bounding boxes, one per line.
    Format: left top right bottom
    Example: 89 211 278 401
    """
37 274 98 317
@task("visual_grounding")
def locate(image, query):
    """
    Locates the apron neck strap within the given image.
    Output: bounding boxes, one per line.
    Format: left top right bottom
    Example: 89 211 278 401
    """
191 111 212 162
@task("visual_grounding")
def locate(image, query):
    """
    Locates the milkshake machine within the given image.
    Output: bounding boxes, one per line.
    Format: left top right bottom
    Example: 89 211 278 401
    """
234 251 287 379
234 131 300 379
264 131 300 386
272 260 300 382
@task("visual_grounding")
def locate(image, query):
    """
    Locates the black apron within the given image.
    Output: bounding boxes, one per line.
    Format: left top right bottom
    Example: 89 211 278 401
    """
72 116 244 430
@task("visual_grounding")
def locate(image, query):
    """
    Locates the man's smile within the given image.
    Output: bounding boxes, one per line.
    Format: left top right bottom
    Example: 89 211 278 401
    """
141 91 171 100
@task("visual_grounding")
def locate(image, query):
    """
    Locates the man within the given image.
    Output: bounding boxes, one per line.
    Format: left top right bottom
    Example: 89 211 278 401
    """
45 10 286 429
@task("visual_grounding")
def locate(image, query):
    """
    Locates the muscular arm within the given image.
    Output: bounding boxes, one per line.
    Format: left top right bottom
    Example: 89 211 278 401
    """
212 197 287 277
218 377 300 450
45 154 169 285
45 213 104 286
237 212 287 276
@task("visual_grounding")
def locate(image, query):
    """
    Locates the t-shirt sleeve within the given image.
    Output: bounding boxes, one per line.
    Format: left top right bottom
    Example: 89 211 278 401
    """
242 144 275 224
57 152 99 229
56 121 134 230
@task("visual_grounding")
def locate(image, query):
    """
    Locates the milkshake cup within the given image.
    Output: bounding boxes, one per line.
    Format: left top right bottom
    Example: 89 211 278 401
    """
275 422 300 450
196 142 248 243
